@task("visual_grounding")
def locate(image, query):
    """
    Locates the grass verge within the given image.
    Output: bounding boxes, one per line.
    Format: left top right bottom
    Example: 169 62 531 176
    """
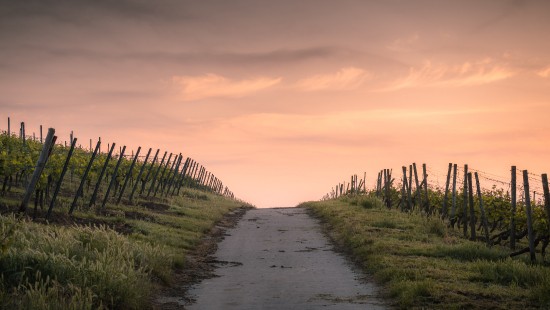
301 196 550 309
1 188 251 309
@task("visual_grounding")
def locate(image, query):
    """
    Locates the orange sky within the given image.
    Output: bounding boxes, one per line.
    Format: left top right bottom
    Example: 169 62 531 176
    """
1 0 550 207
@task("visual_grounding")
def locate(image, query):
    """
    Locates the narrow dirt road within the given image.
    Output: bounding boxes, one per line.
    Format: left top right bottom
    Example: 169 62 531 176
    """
185 208 386 309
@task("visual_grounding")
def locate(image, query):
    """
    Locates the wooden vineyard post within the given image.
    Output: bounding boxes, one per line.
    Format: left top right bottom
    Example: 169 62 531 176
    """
40 125 43 143
187 161 196 184
200 167 207 186
101 146 126 210
209 174 215 191
363 172 366 193
408 165 413 210
450 164 458 226
385 169 392 209
19 128 55 213
164 154 182 196
474 172 491 245
117 146 141 204
204 170 209 187
190 161 197 182
202 170 209 187
510 166 517 250
467 173 476 241
422 164 429 214
47 137 77 218
70 141 101 214
192 162 199 185
542 174 550 232
383 169 387 206
412 163 421 208
379 171 384 196
184 160 195 187
175 157 190 195
147 151 167 197
89 143 115 208
195 165 202 183
401 167 407 211
201 168 207 186
403 166 412 211
128 147 151 203
523 170 536 262
197 167 203 186
463 165 469 238
154 153 174 196
442 163 452 218
140 149 160 195
209 173 215 190
192 164 200 183
20 122 25 144
376 172 381 196
152 152 173 196
7 117 10 135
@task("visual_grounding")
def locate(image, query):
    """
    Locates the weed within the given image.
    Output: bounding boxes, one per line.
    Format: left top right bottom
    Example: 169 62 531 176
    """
372 218 398 229
389 279 434 308
425 217 446 237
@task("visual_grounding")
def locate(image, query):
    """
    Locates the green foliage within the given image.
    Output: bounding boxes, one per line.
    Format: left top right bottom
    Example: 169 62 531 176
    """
340 194 383 209
470 259 550 306
372 219 398 229
413 243 505 261
0 214 168 309
0 127 246 309
303 199 548 309
424 217 446 237
389 279 434 308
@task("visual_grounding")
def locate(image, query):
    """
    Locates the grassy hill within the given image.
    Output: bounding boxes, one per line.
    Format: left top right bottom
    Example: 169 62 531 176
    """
0 131 252 308
302 195 550 309
1 188 251 309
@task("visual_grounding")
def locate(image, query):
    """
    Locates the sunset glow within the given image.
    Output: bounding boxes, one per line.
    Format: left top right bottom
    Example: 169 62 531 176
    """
1 1 550 207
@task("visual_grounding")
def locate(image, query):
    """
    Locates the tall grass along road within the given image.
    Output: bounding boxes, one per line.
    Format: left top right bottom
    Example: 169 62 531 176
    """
302 195 550 309
184 207 386 309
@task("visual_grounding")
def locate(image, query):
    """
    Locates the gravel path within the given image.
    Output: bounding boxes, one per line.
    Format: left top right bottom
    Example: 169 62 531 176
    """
185 208 386 309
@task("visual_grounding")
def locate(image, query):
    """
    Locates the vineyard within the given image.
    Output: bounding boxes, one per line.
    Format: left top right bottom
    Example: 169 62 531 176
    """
312 164 550 308
323 163 550 262
0 118 248 309
0 119 235 217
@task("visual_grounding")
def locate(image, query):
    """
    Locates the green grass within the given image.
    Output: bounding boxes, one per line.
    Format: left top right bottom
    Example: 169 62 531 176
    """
1 188 249 309
302 196 550 309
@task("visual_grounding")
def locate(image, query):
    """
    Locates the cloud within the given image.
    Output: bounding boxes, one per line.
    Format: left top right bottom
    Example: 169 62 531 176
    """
537 66 550 78
172 74 281 101
294 67 371 92
386 33 420 52
382 59 514 91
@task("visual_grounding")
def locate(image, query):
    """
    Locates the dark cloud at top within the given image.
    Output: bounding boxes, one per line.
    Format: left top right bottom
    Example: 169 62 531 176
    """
0 0 189 24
